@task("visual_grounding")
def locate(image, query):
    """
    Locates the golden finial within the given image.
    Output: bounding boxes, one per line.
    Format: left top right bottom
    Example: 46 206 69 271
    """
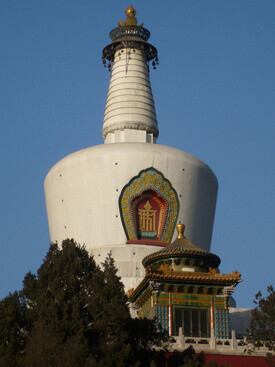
125 5 136 17
118 5 144 27
176 222 186 239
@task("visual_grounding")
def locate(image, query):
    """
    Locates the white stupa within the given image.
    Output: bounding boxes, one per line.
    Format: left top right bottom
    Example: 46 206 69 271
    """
44 6 218 292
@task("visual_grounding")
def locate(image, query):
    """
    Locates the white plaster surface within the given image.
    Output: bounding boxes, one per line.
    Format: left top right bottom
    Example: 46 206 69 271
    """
102 48 158 142
45 143 218 291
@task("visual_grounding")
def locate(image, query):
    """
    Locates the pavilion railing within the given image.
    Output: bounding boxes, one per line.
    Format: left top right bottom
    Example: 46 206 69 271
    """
171 328 270 355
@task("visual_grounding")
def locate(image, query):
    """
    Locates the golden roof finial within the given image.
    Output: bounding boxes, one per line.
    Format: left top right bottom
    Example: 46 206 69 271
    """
118 5 144 27
176 221 186 239
125 5 136 17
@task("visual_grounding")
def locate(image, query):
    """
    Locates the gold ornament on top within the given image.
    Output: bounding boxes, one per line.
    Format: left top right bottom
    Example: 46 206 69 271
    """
118 5 144 27
176 222 186 239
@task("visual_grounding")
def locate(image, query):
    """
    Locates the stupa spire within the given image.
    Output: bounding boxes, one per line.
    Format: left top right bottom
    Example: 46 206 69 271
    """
102 6 159 143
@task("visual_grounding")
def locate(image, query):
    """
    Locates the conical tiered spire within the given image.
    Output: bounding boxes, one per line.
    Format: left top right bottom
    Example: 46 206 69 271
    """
102 6 159 143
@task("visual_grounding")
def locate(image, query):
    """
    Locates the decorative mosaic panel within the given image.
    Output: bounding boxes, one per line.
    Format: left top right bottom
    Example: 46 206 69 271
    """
119 168 179 243
153 305 169 332
214 308 230 339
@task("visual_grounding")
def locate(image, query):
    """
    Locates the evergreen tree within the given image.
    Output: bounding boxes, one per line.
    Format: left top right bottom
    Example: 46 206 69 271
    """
126 316 170 365
24 322 92 367
0 240 169 366
0 291 27 367
93 253 133 366
22 239 104 365
248 285 275 366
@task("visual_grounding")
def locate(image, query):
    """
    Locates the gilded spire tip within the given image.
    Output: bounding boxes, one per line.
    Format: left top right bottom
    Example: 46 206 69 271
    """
176 222 185 239
125 5 136 16
118 5 144 27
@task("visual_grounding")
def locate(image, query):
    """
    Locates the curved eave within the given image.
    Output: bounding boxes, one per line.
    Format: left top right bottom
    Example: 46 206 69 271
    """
128 271 242 303
146 271 242 285
128 277 149 303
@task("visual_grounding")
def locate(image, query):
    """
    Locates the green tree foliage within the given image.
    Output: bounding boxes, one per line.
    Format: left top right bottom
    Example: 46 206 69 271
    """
0 291 27 367
0 239 168 366
248 285 275 366
92 253 132 366
22 240 105 366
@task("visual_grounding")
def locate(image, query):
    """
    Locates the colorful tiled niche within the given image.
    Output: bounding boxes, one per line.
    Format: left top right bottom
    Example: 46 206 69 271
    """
119 168 179 244
153 305 169 332
214 308 230 339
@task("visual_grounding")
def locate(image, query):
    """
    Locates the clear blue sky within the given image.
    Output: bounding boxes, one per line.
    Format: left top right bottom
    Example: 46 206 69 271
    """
0 1 274 308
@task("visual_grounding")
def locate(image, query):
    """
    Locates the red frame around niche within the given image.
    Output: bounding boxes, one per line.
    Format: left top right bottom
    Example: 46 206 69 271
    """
127 189 169 247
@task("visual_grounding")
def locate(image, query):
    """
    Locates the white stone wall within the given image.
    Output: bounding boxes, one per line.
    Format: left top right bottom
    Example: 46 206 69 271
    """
44 143 218 291
229 308 252 338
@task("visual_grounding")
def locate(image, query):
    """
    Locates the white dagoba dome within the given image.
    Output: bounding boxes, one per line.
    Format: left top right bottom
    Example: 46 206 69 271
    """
44 7 218 292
